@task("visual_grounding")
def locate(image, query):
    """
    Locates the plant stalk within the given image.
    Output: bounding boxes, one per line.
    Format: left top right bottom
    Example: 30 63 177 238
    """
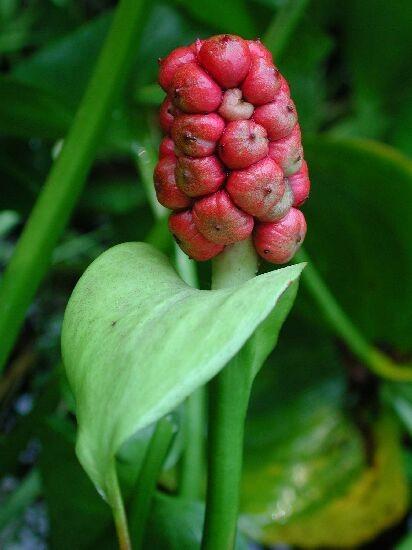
0 0 147 372
202 238 258 550
129 416 175 548
295 248 412 381
107 461 132 550
179 386 206 499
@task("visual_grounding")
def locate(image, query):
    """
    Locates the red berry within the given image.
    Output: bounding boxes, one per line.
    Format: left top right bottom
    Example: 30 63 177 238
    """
241 57 281 106
226 157 285 219
171 62 222 113
253 84 297 141
159 98 180 134
171 113 225 157
258 181 294 222
218 120 268 169
154 157 192 210
158 47 196 92
159 136 176 158
198 34 251 88
288 160 310 207
193 190 254 245
169 210 224 261
253 207 306 264
175 155 226 197
247 39 273 63
218 89 254 121
268 124 303 176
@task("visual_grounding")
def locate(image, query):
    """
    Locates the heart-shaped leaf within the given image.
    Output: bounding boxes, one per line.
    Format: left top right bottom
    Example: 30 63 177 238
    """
61 242 303 497
303 136 412 352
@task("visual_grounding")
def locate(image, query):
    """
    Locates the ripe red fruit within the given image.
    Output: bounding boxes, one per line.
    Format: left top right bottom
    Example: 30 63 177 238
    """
158 47 196 92
218 120 269 169
268 124 303 176
171 113 225 157
218 89 254 121
253 81 297 140
175 155 226 197
253 208 307 264
247 39 273 63
226 157 285 219
159 136 176 158
154 157 192 210
288 161 310 207
169 210 224 261
241 57 281 106
155 35 309 264
258 181 294 222
159 98 180 134
198 34 251 88
171 62 222 113
193 190 254 245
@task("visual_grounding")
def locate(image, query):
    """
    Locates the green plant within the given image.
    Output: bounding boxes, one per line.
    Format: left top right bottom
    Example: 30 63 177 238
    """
2 1 412 549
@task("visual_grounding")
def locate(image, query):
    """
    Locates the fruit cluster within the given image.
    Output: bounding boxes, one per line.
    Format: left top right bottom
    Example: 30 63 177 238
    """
154 34 309 264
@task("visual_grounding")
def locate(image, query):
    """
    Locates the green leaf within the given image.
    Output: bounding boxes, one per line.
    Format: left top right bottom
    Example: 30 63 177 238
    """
12 12 111 105
303 136 412 352
241 380 365 534
39 419 113 549
241 415 407 547
0 77 72 139
144 493 249 549
61 242 303 496
343 0 412 104
172 0 257 37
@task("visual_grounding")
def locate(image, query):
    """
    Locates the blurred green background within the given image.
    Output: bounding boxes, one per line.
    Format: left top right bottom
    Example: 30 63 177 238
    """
1 0 412 548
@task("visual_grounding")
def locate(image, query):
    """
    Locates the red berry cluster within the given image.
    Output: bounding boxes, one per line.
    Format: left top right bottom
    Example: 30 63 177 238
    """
154 34 309 264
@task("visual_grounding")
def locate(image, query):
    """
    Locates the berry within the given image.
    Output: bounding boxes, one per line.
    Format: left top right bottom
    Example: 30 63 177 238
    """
218 89 254 121
171 62 222 113
158 47 196 92
154 34 309 263
218 120 269 169
171 113 225 157
226 157 285 219
253 81 297 140
198 34 251 88
253 208 307 264
247 39 273 63
169 210 224 261
193 190 254 245
159 136 176 158
288 161 310 207
258 181 294 222
154 157 192 210
159 98 180 134
241 57 281 106
175 155 226 197
268 124 303 176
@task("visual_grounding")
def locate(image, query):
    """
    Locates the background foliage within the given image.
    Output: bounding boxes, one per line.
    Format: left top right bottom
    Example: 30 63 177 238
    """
1 0 412 548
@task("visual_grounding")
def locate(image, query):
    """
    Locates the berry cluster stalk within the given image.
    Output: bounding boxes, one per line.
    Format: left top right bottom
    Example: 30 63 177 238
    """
202 238 258 549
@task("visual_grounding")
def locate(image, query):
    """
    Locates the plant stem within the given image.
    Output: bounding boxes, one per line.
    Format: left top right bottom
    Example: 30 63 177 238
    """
202 238 257 550
179 386 206 499
129 416 175 548
295 248 412 381
107 460 131 550
0 0 147 373
263 0 311 61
